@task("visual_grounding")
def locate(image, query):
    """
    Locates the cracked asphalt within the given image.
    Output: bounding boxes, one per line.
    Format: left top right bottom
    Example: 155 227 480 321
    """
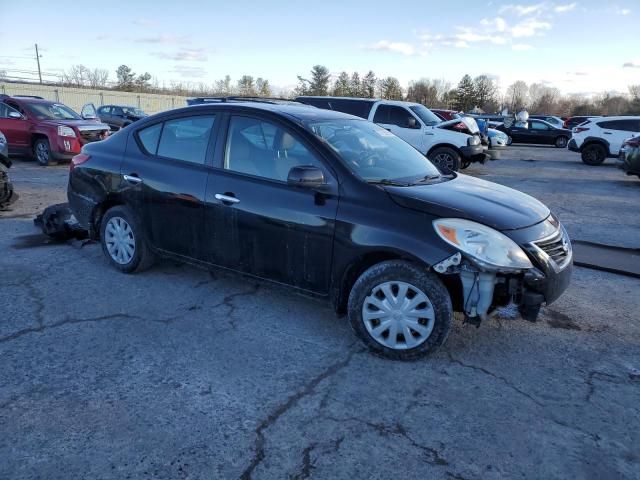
1 147 639 479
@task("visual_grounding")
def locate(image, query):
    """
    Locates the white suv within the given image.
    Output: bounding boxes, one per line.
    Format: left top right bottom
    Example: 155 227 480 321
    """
297 96 487 172
568 116 640 165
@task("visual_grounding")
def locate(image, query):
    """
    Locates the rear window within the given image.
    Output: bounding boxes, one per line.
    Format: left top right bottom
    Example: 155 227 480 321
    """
157 116 215 164
597 119 639 132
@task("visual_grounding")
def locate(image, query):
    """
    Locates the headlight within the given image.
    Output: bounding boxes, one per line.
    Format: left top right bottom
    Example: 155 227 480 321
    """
467 135 480 146
57 126 76 138
433 218 533 271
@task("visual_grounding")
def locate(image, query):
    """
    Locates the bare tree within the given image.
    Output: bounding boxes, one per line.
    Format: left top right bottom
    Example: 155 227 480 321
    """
528 83 560 113
506 81 529 112
64 64 90 87
87 68 109 88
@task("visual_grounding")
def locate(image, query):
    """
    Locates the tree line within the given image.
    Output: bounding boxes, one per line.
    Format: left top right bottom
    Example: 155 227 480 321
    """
57 63 640 116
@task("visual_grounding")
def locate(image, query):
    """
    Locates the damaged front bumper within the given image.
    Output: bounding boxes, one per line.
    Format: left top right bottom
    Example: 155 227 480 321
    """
433 221 573 325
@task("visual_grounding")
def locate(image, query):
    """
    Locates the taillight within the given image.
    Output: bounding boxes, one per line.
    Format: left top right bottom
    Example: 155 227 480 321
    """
573 127 589 134
70 153 90 171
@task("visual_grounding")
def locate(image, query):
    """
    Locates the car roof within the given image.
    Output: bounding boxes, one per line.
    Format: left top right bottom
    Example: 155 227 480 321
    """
104 105 137 108
593 115 640 121
298 96 423 108
183 102 363 122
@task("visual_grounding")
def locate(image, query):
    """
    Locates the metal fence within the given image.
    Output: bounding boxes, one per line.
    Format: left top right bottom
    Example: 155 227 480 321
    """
0 82 187 114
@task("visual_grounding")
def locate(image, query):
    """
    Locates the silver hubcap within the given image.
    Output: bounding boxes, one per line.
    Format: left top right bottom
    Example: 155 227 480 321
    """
362 281 435 350
36 143 48 162
557 137 567 147
433 153 454 170
105 217 135 264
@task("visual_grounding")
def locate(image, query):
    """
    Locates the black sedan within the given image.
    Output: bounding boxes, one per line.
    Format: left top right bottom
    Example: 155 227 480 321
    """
67 101 572 360
81 103 147 131
497 119 572 148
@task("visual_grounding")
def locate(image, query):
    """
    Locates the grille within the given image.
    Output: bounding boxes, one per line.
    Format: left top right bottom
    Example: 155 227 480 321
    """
533 229 571 268
79 130 104 144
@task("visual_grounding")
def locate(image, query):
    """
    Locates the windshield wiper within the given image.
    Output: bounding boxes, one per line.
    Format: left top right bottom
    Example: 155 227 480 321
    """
411 174 441 184
366 179 412 186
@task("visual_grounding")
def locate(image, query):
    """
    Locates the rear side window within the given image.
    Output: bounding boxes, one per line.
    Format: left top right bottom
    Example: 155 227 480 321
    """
530 121 549 130
598 119 639 132
157 116 215 164
137 123 163 154
98 106 111 115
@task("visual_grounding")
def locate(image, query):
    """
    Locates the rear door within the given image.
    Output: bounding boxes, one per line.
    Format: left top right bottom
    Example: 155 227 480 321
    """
204 113 339 294
0 101 31 151
111 107 126 128
121 113 219 260
372 104 424 151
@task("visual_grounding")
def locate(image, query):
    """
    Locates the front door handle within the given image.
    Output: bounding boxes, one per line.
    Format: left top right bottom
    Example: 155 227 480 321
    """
215 193 240 204
123 174 142 184
603 132 612 135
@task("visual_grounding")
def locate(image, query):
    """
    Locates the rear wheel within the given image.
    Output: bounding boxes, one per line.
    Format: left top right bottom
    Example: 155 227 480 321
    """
347 260 453 360
581 143 607 165
555 136 569 148
34 138 54 166
100 205 155 273
428 147 461 173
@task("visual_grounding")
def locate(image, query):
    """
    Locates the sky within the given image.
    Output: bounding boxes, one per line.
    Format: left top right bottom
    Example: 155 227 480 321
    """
1 0 638 96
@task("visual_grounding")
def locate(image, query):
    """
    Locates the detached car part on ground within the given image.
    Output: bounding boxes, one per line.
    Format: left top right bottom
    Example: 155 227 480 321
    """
0 95 110 166
0 130 18 210
67 102 572 360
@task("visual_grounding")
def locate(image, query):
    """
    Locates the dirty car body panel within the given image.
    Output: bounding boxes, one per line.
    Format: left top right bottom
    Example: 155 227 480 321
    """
68 102 572 351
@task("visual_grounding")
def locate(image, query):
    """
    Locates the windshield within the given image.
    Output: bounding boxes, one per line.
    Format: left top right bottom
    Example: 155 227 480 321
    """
409 105 441 126
26 102 81 120
308 119 441 183
123 107 146 116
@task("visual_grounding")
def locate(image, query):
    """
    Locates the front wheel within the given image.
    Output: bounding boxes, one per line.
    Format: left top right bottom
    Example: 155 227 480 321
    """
347 260 453 360
428 147 461 173
100 205 155 273
555 136 569 148
34 138 54 166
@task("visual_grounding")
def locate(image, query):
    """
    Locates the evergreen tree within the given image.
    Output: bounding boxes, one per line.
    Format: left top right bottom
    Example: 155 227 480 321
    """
454 74 476 112
362 71 377 98
333 72 350 96
379 77 403 100
350 72 362 97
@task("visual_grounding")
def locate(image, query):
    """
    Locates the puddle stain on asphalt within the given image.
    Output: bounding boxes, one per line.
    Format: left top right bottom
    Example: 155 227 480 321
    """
11 234 67 250
546 309 582 331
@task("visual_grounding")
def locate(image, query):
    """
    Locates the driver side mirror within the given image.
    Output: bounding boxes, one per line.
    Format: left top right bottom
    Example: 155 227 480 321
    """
407 117 419 129
287 165 326 189
8 111 22 119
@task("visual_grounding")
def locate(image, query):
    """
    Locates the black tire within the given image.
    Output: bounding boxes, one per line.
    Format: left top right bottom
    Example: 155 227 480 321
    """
581 143 607 165
34 138 54 166
99 205 155 273
507 136 513 146
428 147 461 173
347 260 453 361
555 136 569 148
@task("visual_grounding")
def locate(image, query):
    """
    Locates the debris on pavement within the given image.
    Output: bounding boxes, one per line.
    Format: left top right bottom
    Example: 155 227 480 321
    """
34 203 88 240
0 156 18 211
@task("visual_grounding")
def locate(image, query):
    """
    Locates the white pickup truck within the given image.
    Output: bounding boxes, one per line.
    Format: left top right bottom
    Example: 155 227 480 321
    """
296 96 488 171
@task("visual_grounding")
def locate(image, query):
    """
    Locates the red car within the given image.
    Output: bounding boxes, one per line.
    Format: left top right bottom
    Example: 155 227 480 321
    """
431 109 461 121
0 95 109 166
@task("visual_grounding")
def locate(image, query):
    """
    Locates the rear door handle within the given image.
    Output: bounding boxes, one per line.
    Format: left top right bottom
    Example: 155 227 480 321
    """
603 132 612 135
123 174 142 184
215 193 240 204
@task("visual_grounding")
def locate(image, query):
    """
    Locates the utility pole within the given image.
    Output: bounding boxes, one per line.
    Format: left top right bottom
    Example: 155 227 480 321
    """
35 43 42 84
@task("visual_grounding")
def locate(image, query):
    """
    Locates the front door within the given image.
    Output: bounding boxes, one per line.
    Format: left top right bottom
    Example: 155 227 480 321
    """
205 114 339 294
372 104 424 152
528 120 552 144
0 101 31 151
121 113 219 260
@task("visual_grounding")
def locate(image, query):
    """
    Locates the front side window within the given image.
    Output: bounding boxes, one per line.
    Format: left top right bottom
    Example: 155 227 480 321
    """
0 102 22 119
156 116 215 164
409 105 441 126
224 116 322 181
112 107 124 116
309 119 440 183
98 106 111 115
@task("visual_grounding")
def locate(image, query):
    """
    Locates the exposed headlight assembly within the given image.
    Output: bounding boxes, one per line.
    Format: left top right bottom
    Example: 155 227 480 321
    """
57 126 76 138
433 218 533 271
467 135 481 146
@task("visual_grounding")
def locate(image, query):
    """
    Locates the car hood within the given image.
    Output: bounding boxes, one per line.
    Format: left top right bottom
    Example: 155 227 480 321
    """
437 117 480 134
384 174 550 231
40 119 110 130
